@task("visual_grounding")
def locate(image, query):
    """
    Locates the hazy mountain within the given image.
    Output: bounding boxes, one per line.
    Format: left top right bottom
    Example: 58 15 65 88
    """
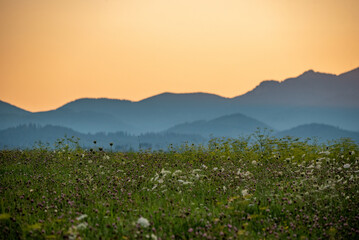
234 67 359 107
57 93 234 133
166 113 271 138
1 122 358 150
0 100 30 115
0 124 205 150
0 67 358 133
276 123 359 143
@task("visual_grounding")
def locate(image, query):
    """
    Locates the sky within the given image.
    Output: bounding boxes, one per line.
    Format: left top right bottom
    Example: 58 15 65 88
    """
0 0 359 112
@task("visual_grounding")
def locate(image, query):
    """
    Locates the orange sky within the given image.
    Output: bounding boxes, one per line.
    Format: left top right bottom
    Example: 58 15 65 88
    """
1 0 359 112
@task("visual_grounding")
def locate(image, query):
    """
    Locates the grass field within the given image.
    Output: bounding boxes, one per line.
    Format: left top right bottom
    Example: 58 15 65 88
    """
1 134 358 239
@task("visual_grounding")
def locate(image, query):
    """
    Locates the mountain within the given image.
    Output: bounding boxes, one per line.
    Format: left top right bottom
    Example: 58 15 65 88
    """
276 123 359 143
0 100 30 115
234 68 359 107
56 93 234 133
166 113 271 138
1 67 358 133
230 67 359 131
0 124 205 150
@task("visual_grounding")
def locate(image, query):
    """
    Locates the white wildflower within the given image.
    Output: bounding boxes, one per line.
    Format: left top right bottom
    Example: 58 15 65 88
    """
153 173 159 182
178 180 192 185
213 167 218 171
172 170 182 176
103 155 110 160
223 186 227 192
241 189 249 197
88 160 93 164
252 160 257 165
344 163 351 169
76 214 88 221
137 217 150 228
202 164 208 169
76 222 88 230
161 168 171 175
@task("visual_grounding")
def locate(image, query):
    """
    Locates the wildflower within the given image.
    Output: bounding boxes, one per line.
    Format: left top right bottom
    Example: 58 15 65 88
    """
252 160 257 165
241 189 249 197
178 180 192 185
161 168 171 175
76 214 88 221
343 164 351 169
146 234 158 240
137 217 150 228
213 167 218 171
76 222 88 230
88 160 93 164
172 170 182 176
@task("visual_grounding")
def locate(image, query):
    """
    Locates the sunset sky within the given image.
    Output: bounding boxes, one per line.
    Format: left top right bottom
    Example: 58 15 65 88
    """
1 0 359 112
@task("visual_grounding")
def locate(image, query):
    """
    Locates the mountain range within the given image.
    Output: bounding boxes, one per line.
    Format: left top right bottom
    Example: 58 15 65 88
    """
0 67 358 148
1 123 358 150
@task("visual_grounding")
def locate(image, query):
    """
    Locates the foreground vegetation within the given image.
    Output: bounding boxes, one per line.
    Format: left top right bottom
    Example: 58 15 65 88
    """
1 134 359 239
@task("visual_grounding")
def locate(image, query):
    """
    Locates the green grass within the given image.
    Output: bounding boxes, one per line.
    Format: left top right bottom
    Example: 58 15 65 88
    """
1 134 358 239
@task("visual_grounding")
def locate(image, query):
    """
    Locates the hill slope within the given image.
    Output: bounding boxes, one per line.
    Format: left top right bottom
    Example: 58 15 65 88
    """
167 113 272 138
276 123 359 143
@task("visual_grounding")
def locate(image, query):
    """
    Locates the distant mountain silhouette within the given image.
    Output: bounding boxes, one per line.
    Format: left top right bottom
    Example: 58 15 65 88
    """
56 93 233 133
276 123 359 143
0 124 205 150
1 123 358 150
0 101 30 115
234 68 359 107
166 113 271 138
0 67 358 133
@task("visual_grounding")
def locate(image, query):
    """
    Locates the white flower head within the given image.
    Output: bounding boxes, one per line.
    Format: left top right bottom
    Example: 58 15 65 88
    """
76 214 88 221
76 222 88 230
252 160 257 165
241 189 249 197
344 163 351 169
137 217 150 228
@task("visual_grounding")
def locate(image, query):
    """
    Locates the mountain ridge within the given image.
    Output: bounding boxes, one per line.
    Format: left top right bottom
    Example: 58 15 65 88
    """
1 66 358 133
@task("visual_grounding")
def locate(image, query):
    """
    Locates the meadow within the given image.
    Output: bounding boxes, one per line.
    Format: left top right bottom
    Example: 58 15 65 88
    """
1 133 358 239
